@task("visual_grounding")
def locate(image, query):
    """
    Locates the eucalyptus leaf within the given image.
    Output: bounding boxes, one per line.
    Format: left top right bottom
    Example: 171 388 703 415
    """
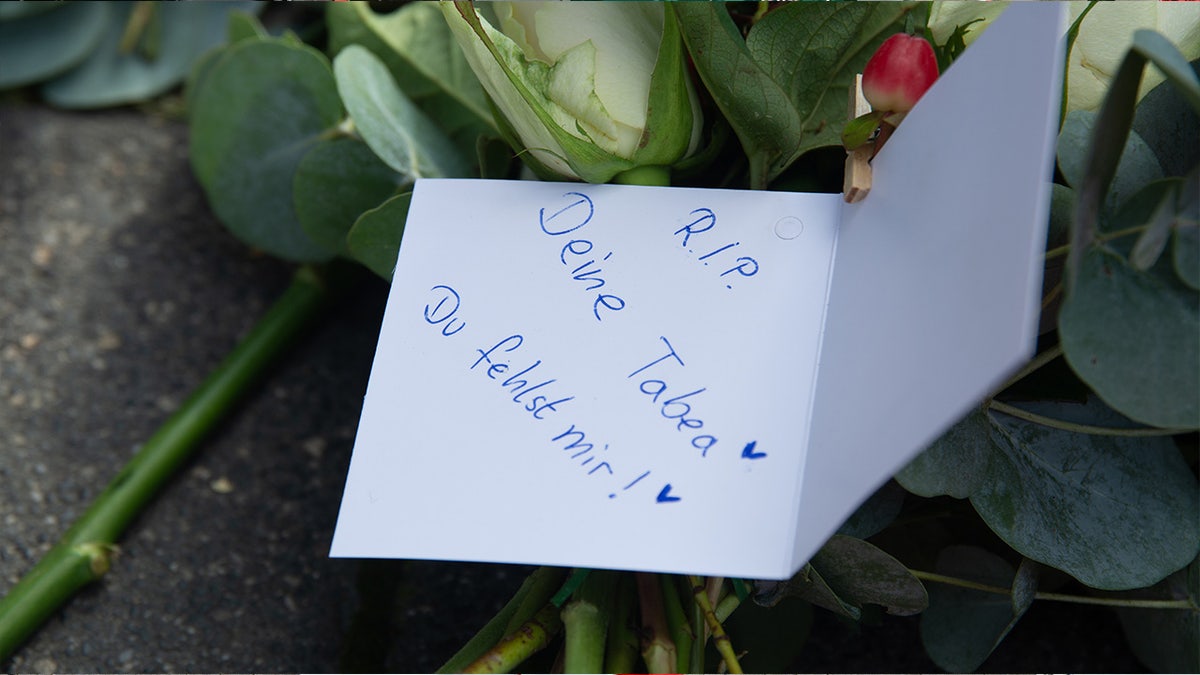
347 193 413 281
1129 180 1179 270
837 480 906 540
896 407 992 500
1010 558 1039 616
0 2 108 89
920 545 1023 673
978 399 1200 589
1046 183 1075 246
333 45 469 180
327 1 492 127
811 535 928 616
189 39 343 261
326 1 495 159
1066 29 1199 290
1174 224 1200 290
294 138 403 258
0 2 60 20
1117 560 1200 674
1057 110 1164 214
1059 247 1200 428
1132 60 1200 177
1173 167 1200 289
42 1 261 109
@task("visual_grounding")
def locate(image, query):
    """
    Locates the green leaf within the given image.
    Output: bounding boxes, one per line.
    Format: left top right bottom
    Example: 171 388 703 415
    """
841 111 884 150
1174 223 1200 291
327 1 492 128
896 407 992 500
226 10 267 44
0 2 109 89
1117 559 1200 674
1059 247 1200 428
1047 183 1075 246
674 3 912 189
836 480 906 540
920 545 1025 673
326 1 495 160
42 2 260 109
811 535 928 616
189 39 343 261
347 193 413 281
1132 60 1200 177
1057 110 1164 214
1066 29 1200 290
977 399 1200 589
754 564 861 621
333 45 469 180
0 2 60 20
294 138 402 258
1129 180 1180 270
1010 558 1039 616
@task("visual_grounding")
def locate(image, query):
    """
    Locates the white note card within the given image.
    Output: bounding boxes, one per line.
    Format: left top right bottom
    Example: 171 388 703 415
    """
331 3 1065 579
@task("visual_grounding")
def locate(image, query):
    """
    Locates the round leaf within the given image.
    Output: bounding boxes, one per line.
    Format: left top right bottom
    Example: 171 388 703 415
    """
1057 110 1164 214
294 138 402 258
0 2 108 89
920 545 1021 673
1060 247 1200 428
896 407 992 500
42 2 261 109
975 400 1200 589
189 39 343 261
347 193 413 281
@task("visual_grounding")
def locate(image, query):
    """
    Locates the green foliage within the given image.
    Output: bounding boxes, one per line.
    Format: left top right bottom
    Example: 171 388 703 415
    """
1116 558 1200 674
674 2 915 188
919 546 1029 672
189 37 343 262
0 3 108 89
0 1 259 108
899 399 1200 591
293 138 402 258
347 194 413 282
757 535 927 619
332 45 469 180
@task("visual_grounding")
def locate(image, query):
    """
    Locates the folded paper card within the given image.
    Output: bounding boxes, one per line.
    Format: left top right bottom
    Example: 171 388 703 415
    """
331 3 1066 579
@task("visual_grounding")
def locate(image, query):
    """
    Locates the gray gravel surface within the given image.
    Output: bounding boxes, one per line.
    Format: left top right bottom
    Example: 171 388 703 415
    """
0 103 528 673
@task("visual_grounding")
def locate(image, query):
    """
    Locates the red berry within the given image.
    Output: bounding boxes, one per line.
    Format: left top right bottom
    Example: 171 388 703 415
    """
862 34 939 114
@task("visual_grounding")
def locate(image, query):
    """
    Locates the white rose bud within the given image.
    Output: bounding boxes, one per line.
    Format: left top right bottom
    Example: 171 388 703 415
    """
441 1 702 183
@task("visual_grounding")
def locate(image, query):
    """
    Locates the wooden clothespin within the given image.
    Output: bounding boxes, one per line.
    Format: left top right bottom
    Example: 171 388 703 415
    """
843 73 873 204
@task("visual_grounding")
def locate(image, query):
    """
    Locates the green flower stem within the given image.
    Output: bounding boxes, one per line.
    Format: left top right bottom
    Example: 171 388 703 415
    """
988 400 1195 437
1044 223 1148 260
688 576 744 675
0 264 350 663
437 566 566 674
659 575 692 673
603 574 639 674
613 165 671 187
561 570 616 673
715 592 741 623
684 576 704 673
635 573 677 673
463 603 563 674
911 570 1197 610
